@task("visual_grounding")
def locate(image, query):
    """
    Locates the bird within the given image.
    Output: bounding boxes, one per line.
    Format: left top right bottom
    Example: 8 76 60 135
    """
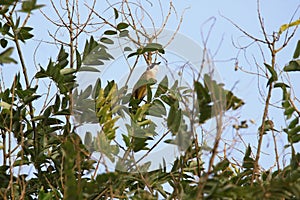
130 62 161 104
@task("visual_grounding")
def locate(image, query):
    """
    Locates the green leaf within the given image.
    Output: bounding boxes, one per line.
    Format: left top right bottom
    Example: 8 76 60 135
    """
0 47 17 64
288 125 300 143
83 36 98 59
194 80 212 123
127 52 138 58
16 26 34 42
194 81 210 103
116 22 129 30
94 131 119 155
53 94 60 113
145 43 163 50
138 48 145 55
124 46 132 51
243 145 254 169
226 91 244 110
23 94 41 104
134 104 151 122
122 134 130 147
167 103 182 134
43 117 64 126
60 68 76 75
82 37 113 66
92 78 101 99
57 59 68 69
259 120 275 133
265 63 277 86
274 82 290 89
288 117 298 129
83 59 104 66
132 137 150 152
35 66 47 78
148 99 166 117
61 96 68 109
284 60 300 72
214 158 230 172
119 30 129 37
0 0 16 5
293 40 300 59
78 66 100 72
13 159 30 166
15 17 20 29
0 6 9 14
113 7 119 19
282 100 290 109
38 189 55 200
82 36 110 66
98 48 114 60
15 86 37 99
284 107 295 119
127 43 164 58
141 43 164 54
172 109 182 133
57 45 68 62
0 38 8 48
76 49 81 69
21 0 45 13
54 109 71 115
104 30 117 35
81 85 92 99
1 23 10 35
155 76 168 97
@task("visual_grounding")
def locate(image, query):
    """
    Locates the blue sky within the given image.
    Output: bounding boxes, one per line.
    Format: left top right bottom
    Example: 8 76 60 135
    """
179 0 300 168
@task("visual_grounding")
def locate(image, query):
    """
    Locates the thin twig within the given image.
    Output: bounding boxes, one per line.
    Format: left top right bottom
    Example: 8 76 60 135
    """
221 13 267 44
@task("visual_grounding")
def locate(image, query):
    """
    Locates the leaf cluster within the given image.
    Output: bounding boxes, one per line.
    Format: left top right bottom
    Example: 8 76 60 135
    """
0 1 300 200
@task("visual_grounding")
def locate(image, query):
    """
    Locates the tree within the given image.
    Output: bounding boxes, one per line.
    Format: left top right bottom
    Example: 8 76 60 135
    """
0 0 299 199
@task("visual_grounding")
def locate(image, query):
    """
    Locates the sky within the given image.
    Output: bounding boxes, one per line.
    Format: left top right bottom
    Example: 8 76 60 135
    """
1 0 300 172
176 0 300 165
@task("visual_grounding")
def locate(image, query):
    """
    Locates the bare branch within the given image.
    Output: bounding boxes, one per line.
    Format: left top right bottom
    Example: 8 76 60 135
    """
221 13 267 44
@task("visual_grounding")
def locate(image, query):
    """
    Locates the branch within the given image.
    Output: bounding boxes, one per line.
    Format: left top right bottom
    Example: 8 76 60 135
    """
221 13 267 44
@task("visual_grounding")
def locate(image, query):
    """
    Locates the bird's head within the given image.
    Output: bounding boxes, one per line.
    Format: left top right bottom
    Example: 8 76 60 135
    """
147 62 161 70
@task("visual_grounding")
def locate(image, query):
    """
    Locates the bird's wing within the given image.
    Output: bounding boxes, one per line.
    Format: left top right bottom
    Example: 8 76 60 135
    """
132 72 147 96
132 84 147 100
131 67 157 100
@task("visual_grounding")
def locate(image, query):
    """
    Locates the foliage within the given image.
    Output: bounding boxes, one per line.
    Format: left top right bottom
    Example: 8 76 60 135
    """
0 0 299 200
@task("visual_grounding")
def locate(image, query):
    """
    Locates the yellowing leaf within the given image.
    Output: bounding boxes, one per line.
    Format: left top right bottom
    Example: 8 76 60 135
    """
0 101 11 110
279 19 300 35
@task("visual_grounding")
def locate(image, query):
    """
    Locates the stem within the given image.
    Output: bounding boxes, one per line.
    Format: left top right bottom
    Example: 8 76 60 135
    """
252 83 272 182
252 46 276 184
197 88 224 198
12 23 39 161
4 76 17 200
197 115 223 198
1 131 5 165
272 130 280 171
